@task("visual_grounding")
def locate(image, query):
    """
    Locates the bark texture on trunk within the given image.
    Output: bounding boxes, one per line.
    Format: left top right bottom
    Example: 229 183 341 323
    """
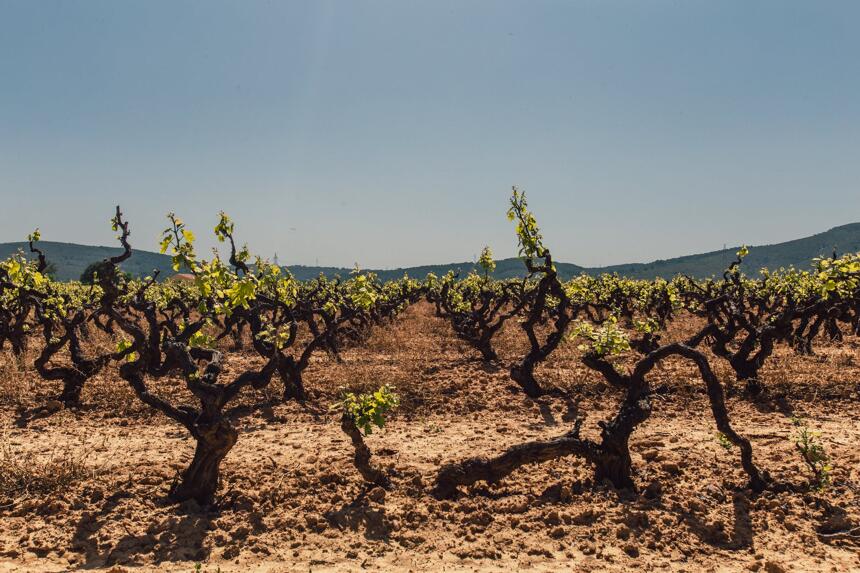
434 420 592 498
510 362 545 398
279 359 306 401
435 343 768 498
341 413 390 489
170 419 238 505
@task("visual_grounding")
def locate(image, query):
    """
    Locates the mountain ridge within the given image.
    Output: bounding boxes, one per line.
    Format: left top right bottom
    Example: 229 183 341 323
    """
2 222 859 282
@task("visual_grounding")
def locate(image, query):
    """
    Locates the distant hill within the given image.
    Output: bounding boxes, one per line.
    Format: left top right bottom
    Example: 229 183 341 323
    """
2 222 859 282
291 222 860 281
0 242 178 282
593 222 860 280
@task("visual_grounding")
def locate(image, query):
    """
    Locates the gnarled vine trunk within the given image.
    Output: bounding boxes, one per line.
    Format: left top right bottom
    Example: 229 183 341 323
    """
57 374 87 406
279 358 306 401
170 418 238 504
435 343 768 498
510 360 545 398
341 413 390 489
434 419 593 499
592 389 651 489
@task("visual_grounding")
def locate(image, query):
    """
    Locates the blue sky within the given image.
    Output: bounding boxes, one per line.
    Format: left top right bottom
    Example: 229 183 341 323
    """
1 1 858 268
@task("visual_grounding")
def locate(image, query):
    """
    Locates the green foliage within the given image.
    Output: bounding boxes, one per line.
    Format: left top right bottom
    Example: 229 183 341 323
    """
815 252 860 299
346 271 379 311
633 317 660 335
570 316 631 357
158 213 260 315
213 212 235 242
791 417 832 490
339 385 399 436
116 339 138 362
255 323 293 350
160 213 197 272
214 212 250 265
225 278 257 311
478 246 496 277
184 324 214 349
506 187 548 262
715 432 734 451
1 254 48 290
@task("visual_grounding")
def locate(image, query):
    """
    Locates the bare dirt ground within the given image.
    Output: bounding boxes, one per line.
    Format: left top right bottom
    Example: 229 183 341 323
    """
1 303 859 572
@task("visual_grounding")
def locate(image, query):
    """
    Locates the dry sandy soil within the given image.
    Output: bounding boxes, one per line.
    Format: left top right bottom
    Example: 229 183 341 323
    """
0 303 858 572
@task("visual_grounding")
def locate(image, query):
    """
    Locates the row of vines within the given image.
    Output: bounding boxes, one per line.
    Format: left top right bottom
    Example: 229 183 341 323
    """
1 189 858 510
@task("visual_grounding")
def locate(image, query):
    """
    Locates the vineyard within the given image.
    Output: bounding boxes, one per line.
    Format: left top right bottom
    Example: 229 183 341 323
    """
1 190 859 572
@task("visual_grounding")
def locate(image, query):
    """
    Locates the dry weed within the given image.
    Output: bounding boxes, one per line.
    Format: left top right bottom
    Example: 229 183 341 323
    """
0 429 106 505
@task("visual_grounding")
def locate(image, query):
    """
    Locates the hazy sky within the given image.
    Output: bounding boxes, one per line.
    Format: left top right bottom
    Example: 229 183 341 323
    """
1 1 858 268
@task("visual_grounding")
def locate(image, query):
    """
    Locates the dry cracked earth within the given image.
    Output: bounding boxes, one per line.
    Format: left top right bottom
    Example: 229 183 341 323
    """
1 303 859 572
